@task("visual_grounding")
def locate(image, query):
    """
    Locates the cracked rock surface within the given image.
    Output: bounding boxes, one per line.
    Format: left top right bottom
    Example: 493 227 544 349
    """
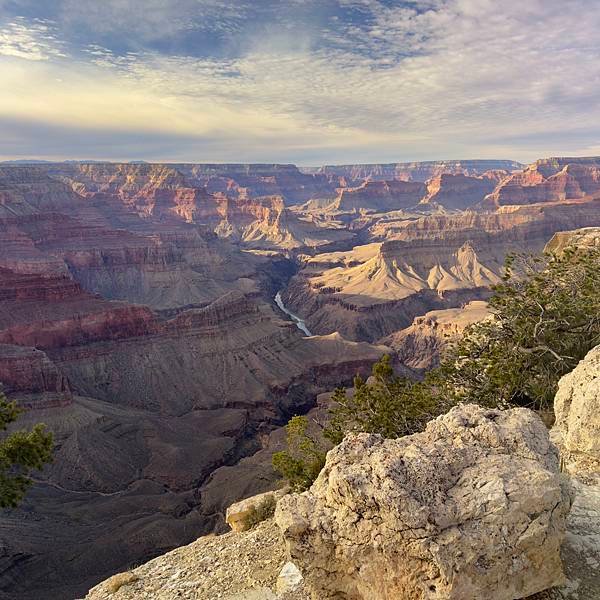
276 404 571 600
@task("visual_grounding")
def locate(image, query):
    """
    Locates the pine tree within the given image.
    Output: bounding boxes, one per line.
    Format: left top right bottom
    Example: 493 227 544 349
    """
0 389 53 508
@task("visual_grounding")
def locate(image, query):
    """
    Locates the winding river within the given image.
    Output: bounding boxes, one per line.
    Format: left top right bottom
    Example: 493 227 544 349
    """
274 291 313 337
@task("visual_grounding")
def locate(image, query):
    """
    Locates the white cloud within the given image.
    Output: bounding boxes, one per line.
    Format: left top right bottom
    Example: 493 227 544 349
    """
1 1 600 162
0 17 65 60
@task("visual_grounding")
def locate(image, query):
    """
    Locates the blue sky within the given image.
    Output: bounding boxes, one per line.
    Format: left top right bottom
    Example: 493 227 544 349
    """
1 0 600 164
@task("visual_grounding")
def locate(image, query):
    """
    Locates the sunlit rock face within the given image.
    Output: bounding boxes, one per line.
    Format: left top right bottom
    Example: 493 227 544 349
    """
283 196 600 342
381 300 490 370
305 159 524 183
482 157 600 208
553 346 600 473
276 404 570 600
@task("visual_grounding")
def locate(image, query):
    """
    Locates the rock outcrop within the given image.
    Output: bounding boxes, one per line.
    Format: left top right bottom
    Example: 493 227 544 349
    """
329 180 426 213
0 343 72 408
544 226 600 255
420 174 497 210
276 404 570 600
552 346 600 473
382 301 490 370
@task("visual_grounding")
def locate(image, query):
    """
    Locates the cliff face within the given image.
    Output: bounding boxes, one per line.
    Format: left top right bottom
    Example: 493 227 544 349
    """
484 157 600 208
0 344 72 409
382 300 490 370
420 173 497 210
307 160 524 182
331 180 426 212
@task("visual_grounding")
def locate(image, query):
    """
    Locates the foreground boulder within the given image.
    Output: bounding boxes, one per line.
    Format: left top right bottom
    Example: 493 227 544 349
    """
276 404 570 600
552 345 600 473
226 489 285 533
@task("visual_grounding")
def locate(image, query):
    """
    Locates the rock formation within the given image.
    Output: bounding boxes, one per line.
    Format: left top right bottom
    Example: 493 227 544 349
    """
276 404 570 600
544 226 600 254
328 180 426 213
420 173 497 210
284 198 600 341
306 160 524 183
382 301 490 370
483 157 600 209
552 346 600 473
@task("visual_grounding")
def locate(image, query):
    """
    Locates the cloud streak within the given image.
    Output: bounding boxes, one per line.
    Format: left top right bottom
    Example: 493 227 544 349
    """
1 1 600 163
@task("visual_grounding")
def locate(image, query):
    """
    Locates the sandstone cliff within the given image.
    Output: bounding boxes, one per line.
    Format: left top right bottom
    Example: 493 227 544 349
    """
382 300 490 370
307 160 524 183
284 199 600 341
483 157 600 209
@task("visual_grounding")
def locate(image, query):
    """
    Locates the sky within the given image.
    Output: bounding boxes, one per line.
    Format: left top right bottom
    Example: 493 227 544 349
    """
1 0 600 165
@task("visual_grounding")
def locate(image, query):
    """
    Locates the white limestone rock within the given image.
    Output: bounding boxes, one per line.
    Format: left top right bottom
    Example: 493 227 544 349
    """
276 404 571 600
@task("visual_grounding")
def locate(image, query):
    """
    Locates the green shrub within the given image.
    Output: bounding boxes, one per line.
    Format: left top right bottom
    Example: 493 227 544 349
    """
430 247 600 411
272 416 327 492
324 354 442 444
0 388 53 508
244 494 277 529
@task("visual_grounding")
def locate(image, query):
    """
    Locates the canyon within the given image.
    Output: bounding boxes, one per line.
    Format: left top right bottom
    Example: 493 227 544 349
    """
1 157 600 599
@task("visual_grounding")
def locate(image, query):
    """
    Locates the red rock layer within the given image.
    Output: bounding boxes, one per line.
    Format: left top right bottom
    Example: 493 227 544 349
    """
420 173 497 210
484 158 600 208
332 180 426 212
0 344 72 408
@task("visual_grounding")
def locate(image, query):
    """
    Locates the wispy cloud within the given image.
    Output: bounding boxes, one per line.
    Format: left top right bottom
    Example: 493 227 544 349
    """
0 17 65 60
1 1 600 163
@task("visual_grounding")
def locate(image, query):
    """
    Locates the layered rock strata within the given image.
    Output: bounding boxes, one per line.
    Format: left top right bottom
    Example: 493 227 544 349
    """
306 160 524 183
382 301 490 370
483 157 600 209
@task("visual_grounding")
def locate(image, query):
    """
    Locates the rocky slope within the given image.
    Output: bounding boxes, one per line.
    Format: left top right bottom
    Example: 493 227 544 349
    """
381 300 490 370
87 342 600 600
0 265 387 599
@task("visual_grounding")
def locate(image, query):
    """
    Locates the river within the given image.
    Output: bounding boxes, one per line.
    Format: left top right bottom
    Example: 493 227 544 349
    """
274 291 313 336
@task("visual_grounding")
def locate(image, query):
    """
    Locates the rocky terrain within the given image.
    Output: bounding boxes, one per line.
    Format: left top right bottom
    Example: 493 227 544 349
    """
284 194 600 341
382 300 490 370
2 158 600 599
482 157 600 209
86 339 600 600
